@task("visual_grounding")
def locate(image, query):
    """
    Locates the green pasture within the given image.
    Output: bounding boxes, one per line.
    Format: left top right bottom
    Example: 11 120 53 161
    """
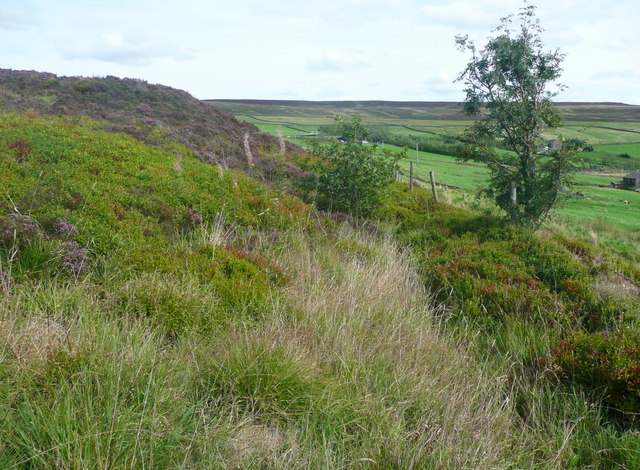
543 125 640 145
392 146 488 190
391 145 640 231
251 122 314 136
245 113 640 147
374 124 467 137
564 121 640 132
415 126 467 136
243 104 640 232
573 173 620 185
251 115 335 126
594 142 640 157
209 100 640 124
562 185 640 231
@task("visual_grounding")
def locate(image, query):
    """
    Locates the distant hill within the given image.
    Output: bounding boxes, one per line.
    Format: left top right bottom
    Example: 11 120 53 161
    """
0 69 301 178
206 99 640 123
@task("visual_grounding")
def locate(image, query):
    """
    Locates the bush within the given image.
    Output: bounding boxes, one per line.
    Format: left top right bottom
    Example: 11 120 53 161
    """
298 116 401 216
381 196 636 330
553 329 640 416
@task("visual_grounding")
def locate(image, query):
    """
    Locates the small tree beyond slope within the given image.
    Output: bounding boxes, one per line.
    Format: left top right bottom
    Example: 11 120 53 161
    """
455 5 580 229
301 116 400 217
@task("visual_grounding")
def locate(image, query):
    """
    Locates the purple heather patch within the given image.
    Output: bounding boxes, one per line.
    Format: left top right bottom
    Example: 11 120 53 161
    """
58 240 89 275
55 218 79 238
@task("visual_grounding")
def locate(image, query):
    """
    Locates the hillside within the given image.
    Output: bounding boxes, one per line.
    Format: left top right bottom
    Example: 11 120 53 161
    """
206 99 640 123
0 69 302 178
1 86 640 466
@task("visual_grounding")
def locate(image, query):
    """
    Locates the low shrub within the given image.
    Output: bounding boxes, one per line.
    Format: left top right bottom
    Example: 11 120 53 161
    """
553 329 640 416
379 188 637 331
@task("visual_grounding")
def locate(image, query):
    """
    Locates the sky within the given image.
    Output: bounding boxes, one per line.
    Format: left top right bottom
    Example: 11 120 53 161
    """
1 0 639 103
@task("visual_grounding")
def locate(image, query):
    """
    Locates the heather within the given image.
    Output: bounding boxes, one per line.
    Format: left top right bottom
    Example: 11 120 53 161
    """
382 183 640 414
1 112 640 468
0 69 302 177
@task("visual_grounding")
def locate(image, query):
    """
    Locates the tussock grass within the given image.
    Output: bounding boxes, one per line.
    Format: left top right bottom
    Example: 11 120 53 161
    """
243 226 514 468
0 224 516 468
3 222 636 468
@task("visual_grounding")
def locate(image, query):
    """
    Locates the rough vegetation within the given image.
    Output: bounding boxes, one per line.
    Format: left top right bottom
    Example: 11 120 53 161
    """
381 183 640 420
1 76 640 467
0 69 303 179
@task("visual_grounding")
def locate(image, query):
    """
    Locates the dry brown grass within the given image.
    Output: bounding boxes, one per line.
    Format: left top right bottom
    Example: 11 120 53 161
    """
231 421 298 462
0 317 76 369
593 275 640 300
233 225 515 467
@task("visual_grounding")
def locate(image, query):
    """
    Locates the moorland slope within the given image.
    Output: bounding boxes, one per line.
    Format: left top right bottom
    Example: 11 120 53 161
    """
1 75 640 468
0 69 301 178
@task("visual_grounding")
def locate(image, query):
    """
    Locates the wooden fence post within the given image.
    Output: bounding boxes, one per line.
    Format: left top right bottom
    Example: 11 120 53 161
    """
409 161 414 190
510 181 517 206
429 171 438 202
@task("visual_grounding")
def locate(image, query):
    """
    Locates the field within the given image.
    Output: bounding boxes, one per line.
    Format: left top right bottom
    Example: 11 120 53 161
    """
209 100 640 232
392 145 640 230
208 99 640 123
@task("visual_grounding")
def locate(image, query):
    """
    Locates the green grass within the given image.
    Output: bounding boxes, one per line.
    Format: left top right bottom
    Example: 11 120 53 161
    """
260 118 640 235
395 147 489 189
385 144 640 233
574 173 619 185
562 185 640 231
543 126 640 145
594 142 640 157
251 122 314 136
207 100 640 123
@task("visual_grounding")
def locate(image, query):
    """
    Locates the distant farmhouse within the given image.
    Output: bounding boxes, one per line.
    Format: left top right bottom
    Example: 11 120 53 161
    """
546 140 562 151
611 170 640 190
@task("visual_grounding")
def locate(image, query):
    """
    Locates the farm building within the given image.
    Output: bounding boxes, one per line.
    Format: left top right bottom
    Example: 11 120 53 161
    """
540 139 562 153
612 170 640 189
546 139 562 150
622 170 640 189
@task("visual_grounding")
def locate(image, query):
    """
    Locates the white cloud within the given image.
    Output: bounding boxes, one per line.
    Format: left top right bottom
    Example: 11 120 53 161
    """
588 70 639 81
422 2 495 28
307 53 370 73
0 9 35 31
62 33 196 66
0 0 637 102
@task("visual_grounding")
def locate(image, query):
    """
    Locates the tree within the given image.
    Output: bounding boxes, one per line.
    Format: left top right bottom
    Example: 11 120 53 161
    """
299 115 401 217
455 4 581 229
